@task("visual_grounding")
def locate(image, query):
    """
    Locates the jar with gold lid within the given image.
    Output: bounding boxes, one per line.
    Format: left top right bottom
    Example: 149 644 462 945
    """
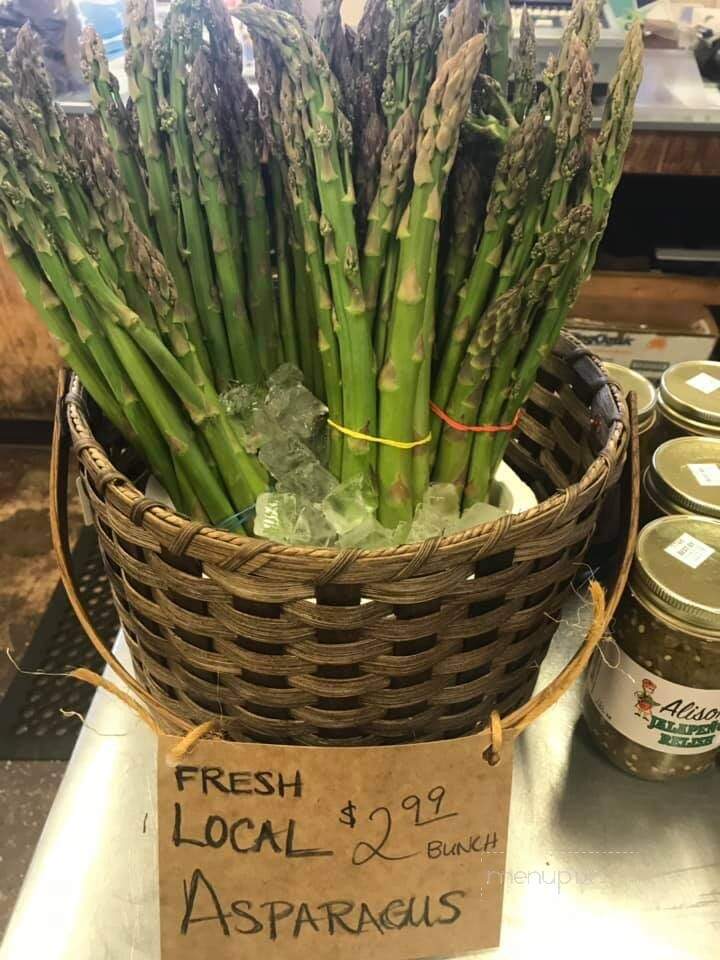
604 361 657 463
657 360 720 441
584 515 720 780
643 436 720 523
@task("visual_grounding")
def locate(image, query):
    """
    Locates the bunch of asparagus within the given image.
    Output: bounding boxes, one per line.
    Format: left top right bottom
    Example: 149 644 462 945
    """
0 0 643 541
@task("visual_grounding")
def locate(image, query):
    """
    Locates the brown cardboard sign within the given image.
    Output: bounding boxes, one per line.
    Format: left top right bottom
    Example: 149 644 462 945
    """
157 730 514 960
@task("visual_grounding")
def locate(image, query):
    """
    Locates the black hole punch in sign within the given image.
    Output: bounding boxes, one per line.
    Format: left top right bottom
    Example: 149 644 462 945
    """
0 528 117 761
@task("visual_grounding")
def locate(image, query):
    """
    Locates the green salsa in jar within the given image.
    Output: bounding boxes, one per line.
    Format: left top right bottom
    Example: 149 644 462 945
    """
584 516 720 780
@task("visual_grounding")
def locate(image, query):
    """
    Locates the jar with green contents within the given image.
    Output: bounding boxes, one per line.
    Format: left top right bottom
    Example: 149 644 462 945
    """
657 360 720 442
584 515 720 780
642 436 720 524
604 361 657 464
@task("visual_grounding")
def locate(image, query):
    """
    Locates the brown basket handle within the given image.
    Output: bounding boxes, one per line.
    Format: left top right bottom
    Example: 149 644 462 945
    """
50 370 194 735
498 391 640 742
51 371 638 746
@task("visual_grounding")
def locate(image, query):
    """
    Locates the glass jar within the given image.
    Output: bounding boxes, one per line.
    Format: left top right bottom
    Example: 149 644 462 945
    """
657 360 720 443
584 515 720 780
604 361 658 464
642 436 720 524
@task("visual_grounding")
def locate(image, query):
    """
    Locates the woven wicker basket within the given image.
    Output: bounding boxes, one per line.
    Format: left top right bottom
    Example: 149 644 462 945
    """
56 334 628 746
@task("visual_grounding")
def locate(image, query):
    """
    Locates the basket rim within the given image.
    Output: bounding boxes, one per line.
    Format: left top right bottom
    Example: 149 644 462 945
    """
64 334 628 570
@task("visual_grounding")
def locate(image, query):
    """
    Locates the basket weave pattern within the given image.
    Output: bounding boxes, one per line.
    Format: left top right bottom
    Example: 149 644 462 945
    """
66 336 627 745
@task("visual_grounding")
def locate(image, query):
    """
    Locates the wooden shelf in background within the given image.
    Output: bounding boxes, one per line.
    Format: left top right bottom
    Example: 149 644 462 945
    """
622 131 720 177
575 271 720 334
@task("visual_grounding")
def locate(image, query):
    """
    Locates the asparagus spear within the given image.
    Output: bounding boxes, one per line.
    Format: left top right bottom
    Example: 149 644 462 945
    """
436 152 486 353
315 0 356 119
512 8 536 124
6 68 267 517
0 124 202 513
252 28 342 463
486 0 512 95
80 27 154 240
485 22 644 488
432 286 524 492
353 73 387 241
10 26 120 289
237 4 376 483
276 68 344 474
362 106 416 319
581 19 644 275
352 0 390 231
433 100 547 416
268 156 301 367
434 204 592 499
124 0 211 379
382 0 413 131
216 40 283 376
186 49 261 384
366 0 481 327
377 33 486 526
437 0 483 68
158 3 234 391
66 116 161 334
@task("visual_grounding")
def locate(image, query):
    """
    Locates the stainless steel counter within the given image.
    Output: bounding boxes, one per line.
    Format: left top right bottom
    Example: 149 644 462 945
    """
1 606 718 959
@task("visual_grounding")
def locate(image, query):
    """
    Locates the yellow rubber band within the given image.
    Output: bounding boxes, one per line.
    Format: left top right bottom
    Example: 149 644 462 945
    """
327 418 432 450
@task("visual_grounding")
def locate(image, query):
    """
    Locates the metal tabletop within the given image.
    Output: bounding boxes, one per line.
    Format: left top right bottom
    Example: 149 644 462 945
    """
1 606 718 960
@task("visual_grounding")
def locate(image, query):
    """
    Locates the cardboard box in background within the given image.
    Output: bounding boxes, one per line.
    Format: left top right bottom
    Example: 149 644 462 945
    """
566 310 718 382
568 272 719 382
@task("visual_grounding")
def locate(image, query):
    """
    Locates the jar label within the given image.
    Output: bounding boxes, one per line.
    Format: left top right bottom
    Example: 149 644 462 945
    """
686 372 720 395
688 462 720 487
664 532 715 569
587 642 720 755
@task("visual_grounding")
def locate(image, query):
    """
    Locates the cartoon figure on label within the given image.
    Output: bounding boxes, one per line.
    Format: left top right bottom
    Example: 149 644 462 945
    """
634 678 660 724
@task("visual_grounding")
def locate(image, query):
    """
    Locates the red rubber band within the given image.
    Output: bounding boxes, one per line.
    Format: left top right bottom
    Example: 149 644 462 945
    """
430 402 524 434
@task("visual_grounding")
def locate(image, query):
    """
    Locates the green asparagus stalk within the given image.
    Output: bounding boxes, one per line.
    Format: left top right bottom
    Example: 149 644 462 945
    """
436 152 486 352
374 234 400 364
276 69 344 474
5 80 266 517
433 101 547 417
486 0 512 95
237 4 376 483
407 0 443 118
512 8 536 124
362 106 416 319
581 20 644 276
125 0 211 379
66 116 160 334
377 33 486 526
218 47 283 376
0 134 201 513
352 0 390 231
353 73 387 240
289 231 320 395
10 27 121 290
432 286 524 491
365 0 482 328
435 204 592 499
485 22 644 485
186 49 261 384
315 0 356 118
382 0 412 131
158 3 233 391
80 27 154 240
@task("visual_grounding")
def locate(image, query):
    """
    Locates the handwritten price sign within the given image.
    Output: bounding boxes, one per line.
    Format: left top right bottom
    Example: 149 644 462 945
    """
157 732 514 959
